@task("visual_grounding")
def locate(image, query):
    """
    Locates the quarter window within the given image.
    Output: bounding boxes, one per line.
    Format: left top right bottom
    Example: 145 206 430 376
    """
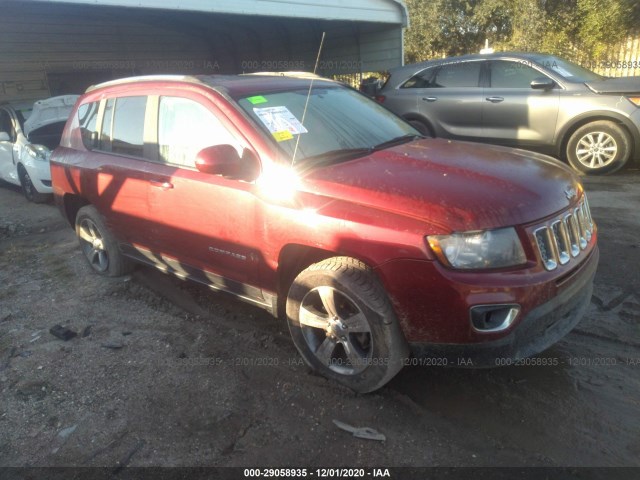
78 102 99 150
158 96 240 168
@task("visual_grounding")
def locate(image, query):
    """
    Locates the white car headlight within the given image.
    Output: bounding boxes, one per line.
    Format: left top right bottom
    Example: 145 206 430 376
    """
24 144 51 162
428 227 527 270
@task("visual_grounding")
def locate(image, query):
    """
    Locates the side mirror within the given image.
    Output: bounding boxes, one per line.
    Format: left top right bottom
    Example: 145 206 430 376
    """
195 145 260 181
0 132 10 142
360 77 381 97
531 77 555 90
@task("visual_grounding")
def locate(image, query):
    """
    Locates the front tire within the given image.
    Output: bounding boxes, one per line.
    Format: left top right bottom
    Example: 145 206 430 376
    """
75 205 134 277
286 257 408 393
407 119 433 137
18 166 49 203
566 121 631 175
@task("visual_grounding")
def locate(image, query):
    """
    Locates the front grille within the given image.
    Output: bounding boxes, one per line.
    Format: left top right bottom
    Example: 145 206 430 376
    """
534 197 594 271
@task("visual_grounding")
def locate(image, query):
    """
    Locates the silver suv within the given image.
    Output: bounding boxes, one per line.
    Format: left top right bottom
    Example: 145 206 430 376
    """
374 53 640 175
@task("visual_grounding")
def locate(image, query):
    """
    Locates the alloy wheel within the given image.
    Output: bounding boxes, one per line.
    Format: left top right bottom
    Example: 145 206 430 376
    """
298 286 373 375
78 218 109 273
575 132 618 169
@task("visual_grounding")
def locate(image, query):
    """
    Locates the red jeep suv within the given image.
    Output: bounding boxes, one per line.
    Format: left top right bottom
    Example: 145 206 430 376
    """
51 74 598 392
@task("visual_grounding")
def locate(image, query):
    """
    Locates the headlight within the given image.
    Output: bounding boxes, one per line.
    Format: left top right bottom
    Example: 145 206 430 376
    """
427 227 526 270
24 144 51 162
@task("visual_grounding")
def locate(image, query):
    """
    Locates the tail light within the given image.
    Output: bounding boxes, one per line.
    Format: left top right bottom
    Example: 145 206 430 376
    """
374 95 386 103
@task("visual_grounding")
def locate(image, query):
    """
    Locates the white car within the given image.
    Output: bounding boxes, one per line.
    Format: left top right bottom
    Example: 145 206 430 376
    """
0 95 78 202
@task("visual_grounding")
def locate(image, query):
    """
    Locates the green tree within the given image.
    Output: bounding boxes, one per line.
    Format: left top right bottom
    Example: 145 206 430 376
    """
404 0 640 67
404 0 485 62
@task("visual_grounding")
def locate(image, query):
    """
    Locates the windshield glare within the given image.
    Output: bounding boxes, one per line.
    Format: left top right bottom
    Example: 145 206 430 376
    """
236 85 418 164
535 55 603 82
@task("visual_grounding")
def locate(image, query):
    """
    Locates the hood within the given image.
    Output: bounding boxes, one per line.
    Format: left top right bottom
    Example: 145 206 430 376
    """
301 139 581 233
584 77 640 94
24 95 79 137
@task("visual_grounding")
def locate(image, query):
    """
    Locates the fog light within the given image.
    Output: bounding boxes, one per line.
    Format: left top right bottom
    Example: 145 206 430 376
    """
470 305 520 333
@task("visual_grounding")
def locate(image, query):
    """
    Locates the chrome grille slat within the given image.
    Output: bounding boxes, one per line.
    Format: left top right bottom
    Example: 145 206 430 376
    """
534 197 594 271
551 220 570 265
566 213 580 257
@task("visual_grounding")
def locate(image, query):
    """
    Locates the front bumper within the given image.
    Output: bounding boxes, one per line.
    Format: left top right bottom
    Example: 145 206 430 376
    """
408 246 598 367
23 158 53 194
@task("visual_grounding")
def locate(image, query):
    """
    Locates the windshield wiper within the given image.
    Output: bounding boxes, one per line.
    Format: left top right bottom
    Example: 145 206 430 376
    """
302 147 373 165
371 134 424 152
300 134 424 166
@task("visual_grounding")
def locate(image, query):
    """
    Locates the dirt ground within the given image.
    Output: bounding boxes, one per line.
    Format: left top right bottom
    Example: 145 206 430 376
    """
0 168 639 470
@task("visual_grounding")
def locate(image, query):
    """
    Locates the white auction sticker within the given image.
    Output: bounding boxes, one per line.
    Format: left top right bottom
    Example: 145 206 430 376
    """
253 106 308 135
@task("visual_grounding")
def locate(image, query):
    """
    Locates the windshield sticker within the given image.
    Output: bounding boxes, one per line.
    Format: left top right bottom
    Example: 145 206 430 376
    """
253 106 308 136
247 95 268 105
272 130 294 142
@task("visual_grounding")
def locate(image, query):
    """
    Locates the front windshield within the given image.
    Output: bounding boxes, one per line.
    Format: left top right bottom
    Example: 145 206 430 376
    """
235 85 418 165
534 55 603 82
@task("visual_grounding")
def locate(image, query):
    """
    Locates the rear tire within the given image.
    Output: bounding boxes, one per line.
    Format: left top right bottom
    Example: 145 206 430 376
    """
286 257 408 393
18 166 49 203
75 205 134 277
566 121 630 175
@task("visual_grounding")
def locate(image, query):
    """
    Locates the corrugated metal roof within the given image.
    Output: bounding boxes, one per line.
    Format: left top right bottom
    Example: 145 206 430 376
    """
24 0 408 25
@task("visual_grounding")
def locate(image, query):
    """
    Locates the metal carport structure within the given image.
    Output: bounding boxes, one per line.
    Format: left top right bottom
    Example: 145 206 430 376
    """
0 0 408 103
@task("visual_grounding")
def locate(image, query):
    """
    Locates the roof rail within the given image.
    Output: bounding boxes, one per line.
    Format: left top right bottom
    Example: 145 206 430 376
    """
86 75 202 92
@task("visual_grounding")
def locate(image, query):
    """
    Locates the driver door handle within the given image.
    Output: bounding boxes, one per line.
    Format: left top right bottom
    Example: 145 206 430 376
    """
422 97 438 102
486 96 504 103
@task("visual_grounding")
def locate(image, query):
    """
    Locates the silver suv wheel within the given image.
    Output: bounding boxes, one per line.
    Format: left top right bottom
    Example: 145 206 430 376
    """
566 120 631 175
575 131 617 169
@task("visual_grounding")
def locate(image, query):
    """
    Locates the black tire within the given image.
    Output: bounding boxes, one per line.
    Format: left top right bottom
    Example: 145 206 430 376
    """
18 166 50 203
566 121 631 175
286 256 409 393
407 119 433 137
75 205 134 277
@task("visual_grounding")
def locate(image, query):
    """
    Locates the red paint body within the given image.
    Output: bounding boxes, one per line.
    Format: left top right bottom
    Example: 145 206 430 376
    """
51 75 598 360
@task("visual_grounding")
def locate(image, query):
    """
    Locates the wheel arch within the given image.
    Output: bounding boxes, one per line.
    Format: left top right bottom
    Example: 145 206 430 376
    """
557 112 640 163
401 113 436 137
60 193 90 227
276 244 381 318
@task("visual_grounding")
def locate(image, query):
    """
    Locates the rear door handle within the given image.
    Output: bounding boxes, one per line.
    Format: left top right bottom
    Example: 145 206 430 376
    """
422 97 438 102
150 180 174 189
486 96 504 103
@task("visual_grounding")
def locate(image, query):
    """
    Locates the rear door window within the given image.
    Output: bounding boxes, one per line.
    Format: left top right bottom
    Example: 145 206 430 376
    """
98 96 147 157
99 99 114 152
401 67 436 88
431 61 482 88
110 96 147 157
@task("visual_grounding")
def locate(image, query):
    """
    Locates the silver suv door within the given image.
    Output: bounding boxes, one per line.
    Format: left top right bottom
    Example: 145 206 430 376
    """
415 60 484 138
482 60 560 147
384 61 484 139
